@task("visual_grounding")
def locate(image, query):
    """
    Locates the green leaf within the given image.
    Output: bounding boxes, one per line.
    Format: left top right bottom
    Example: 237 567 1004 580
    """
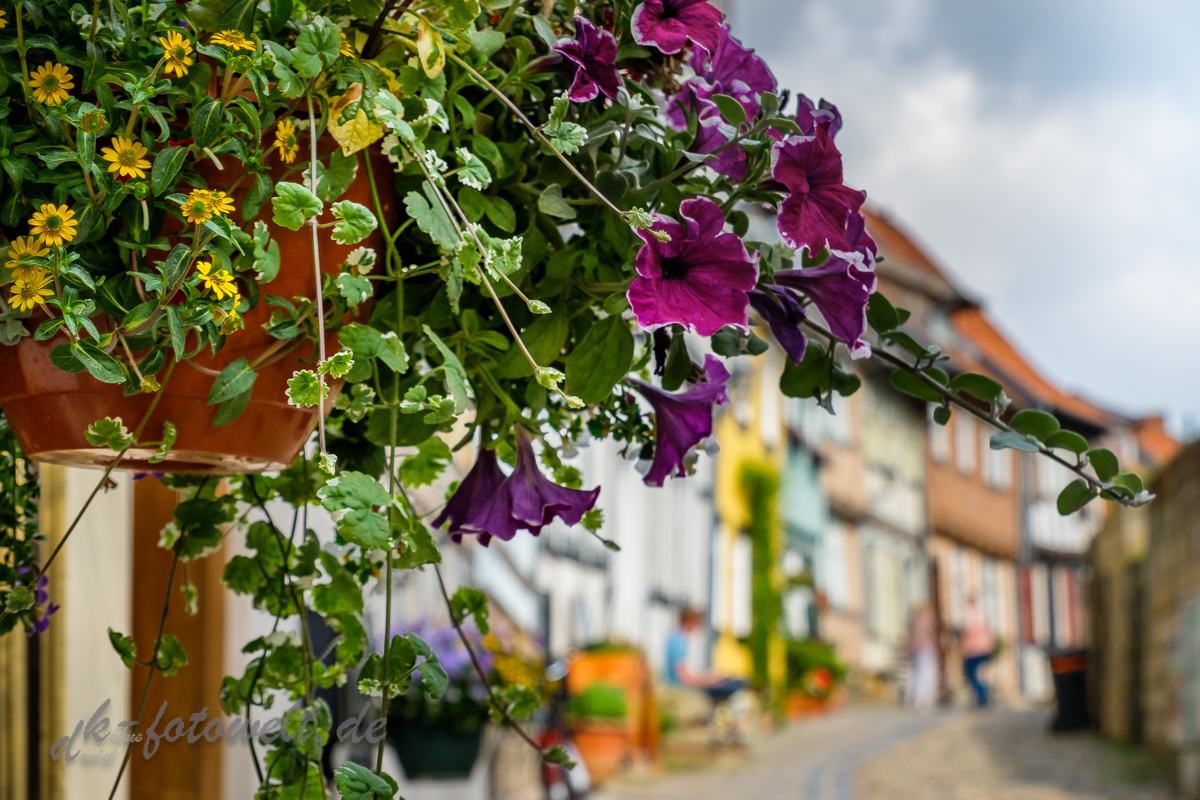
565 317 634 404
532 14 559 47
166 306 185 361
423 326 469 413
5 586 35 613
494 311 569 379
293 17 341 78
268 0 293 35
547 122 587 155
334 762 398 800
318 471 391 512
399 437 452 487
543 745 576 769
933 405 952 426
312 551 365 615
160 244 192 289
213 388 252 426
72 343 126 384
1045 430 1089 455
889 369 942 403
780 342 830 399
331 201 378 245
449 586 489 634
218 0 257 33
483 195 517 232
949 372 1004 405
286 370 327 408
207 358 258 405
337 273 374 306
661 329 692 391
85 416 133 450
710 93 749 129
395 516 442 568
152 146 190 195
990 431 1040 453
404 189 459 251
156 635 188 677
149 421 177 464
1009 409 1060 442
1088 447 1120 483
272 182 323 231
190 99 224 151
1057 479 1097 515
455 147 491 190
319 350 355 378
83 41 106 93
77 131 95 171
866 292 900 333
108 629 137 669
1113 472 1144 494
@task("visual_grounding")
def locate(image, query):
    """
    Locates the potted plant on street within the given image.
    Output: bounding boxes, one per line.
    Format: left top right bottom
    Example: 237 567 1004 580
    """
568 682 629 785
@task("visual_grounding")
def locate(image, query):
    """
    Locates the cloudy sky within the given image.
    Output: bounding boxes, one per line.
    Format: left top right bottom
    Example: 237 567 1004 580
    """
728 0 1200 435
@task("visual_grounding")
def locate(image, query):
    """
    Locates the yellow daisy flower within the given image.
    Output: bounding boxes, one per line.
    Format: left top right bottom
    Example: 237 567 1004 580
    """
0 10 7 29
180 190 214 225
6 236 50 281
195 261 237 300
210 30 255 52
158 31 194 78
29 62 74 106
207 191 235 217
275 118 300 164
339 32 355 57
9 271 55 312
100 136 152 180
29 204 78 246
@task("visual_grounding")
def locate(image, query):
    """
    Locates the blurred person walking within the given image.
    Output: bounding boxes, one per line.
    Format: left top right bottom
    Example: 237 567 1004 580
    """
905 604 939 710
961 596 994 707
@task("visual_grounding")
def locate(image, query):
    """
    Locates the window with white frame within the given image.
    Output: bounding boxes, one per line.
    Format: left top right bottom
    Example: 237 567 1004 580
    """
955 410 976 476
928 404 950 463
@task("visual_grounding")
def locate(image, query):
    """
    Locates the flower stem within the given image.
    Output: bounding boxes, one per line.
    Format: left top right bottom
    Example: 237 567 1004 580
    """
800 316 1135 504
306 93 328 457
444 50 632 222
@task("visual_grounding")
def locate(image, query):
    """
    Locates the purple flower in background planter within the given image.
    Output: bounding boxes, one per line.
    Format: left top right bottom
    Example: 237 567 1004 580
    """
690 119 749 180
16 570 60 634
772 126 867 255
773 251 876 358
632 0 722 56
438 430 600 545
748 287 809 365
632 355 731 486
433 447 508 547
627 198 758 336
552 16 621 103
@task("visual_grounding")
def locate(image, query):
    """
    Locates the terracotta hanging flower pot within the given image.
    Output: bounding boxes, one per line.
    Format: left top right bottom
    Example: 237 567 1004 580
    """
0 139 397 473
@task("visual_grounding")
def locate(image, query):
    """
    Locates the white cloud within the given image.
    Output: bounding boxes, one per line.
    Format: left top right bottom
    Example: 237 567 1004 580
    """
731 0 1200 430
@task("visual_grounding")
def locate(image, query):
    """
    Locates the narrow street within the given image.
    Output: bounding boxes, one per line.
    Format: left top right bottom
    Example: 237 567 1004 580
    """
597 706 1173 800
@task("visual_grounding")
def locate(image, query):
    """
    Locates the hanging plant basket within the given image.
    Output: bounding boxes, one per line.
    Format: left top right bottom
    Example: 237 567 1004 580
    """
0 143 397 473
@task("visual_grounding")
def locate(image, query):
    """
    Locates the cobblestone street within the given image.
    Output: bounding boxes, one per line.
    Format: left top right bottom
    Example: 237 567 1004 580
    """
597 706 1173 800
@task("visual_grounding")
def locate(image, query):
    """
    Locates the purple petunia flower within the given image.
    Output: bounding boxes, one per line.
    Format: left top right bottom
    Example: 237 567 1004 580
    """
666 26 775 179
632 355 731 486
436 429 600 546
748 287 808 365
772 251 877 358
627 197 758 336
772 124 867 256
632 0 723 56
552 15 621 103
433 447 508 547
795 94 842 139
691 25 776 95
